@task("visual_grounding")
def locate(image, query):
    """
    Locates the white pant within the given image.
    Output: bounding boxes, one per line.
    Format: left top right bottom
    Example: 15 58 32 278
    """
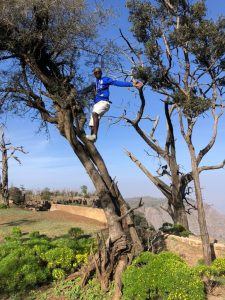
89 100 110 126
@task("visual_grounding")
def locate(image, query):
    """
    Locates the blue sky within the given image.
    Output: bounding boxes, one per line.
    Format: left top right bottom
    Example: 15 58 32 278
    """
2 0 225 212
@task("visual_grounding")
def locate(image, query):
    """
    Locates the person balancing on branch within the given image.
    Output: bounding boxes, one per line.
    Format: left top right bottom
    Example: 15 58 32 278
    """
86 67 144 142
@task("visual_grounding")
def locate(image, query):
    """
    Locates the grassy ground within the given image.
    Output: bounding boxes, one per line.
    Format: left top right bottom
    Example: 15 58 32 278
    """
0 207 106 241
0 207 108 300
2 208 225 300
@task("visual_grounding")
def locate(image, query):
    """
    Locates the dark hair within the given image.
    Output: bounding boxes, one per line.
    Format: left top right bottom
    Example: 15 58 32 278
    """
93 67 102 73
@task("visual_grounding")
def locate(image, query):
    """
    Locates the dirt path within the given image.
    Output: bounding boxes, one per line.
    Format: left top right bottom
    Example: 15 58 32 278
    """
37 210 105 226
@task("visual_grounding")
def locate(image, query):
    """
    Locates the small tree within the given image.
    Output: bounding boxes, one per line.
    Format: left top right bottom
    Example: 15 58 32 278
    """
40 187 52 201
0 128 26 206
9 186 24 205
80 185 88 197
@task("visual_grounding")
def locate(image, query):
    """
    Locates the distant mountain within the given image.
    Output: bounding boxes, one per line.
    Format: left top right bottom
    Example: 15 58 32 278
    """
126 196 225 242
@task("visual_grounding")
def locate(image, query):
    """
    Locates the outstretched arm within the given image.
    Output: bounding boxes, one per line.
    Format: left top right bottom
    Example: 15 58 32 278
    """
105 77 144 89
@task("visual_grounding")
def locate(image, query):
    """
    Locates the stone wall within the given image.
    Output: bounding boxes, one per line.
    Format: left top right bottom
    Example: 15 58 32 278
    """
165 235 225 265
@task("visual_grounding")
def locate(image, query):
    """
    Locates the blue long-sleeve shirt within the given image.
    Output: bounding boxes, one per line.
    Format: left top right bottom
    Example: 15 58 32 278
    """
94 76 133 103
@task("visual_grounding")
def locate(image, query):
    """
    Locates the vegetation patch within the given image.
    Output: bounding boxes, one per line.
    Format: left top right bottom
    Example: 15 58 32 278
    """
0 227 94 298
0 203 8 209
122 251 205 300
159 222 192 237
28 278 114 300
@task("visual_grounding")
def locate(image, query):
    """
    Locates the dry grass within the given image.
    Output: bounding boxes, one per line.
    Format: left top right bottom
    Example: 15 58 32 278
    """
207 286 225 300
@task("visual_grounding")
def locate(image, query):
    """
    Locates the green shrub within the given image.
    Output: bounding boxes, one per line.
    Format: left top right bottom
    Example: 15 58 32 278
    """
0 227 93 297
192 260 225 292
68 227 84 239
29 231 41 238
9 186 24 205
11 227 23 238
0 245 51 294
5 227 23 242
211 257 225 274
40 187 52 201
0 203 8 209
159 222 192 237
194 256 225 278
122 251 205 300
52 268 66 280
44 247 74 269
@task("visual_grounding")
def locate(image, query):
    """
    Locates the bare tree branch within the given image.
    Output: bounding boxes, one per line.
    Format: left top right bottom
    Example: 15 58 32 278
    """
119 29 143 66
125 149 171 199
198 160 225 173
133 88 145 125
116 198 144 221
196 115 219 166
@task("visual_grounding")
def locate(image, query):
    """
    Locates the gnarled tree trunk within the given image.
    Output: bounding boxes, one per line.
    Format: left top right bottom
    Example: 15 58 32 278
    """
49 102 143 298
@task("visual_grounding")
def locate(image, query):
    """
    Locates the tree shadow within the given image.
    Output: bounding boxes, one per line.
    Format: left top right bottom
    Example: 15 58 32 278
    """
0 219 37 226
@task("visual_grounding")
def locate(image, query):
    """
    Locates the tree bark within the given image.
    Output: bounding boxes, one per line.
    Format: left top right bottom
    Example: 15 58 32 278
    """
83 144 143 254
173 201 189 229
1 132 9 207
188 144 212 265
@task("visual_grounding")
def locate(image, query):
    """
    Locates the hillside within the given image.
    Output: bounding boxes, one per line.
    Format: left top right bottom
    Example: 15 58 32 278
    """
127 197 225 242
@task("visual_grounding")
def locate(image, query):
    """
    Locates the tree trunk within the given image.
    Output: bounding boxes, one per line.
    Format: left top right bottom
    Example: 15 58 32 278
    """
25 56 143 298
189 145 212 265
125 150 189 230
173 200 189 229
83 144 143 255
164 193 189 230
170 156 189 230
1 132 9 207
58 110 143 296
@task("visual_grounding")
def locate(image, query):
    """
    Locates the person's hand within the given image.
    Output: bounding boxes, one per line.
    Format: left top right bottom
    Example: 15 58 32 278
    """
133 81 144 90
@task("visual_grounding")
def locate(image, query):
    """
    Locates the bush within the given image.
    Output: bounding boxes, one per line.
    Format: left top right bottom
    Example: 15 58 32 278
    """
68 227 84 239
5 227 23 241
0 245 51 294
194 257 225 278
29 231 41 238
133 212 156 249
52 268 66 280
0 203 8 209
159 222 192 237
193 258 225 292
44 247 74 270
0 227 93 297
122 251 205 300
211 257 225 275
40 187 52 201
9 186 25 205
12 227 23 238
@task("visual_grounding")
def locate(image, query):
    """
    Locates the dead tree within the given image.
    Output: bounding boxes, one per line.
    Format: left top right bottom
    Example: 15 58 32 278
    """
0 129 26 206
124 0 225 264
121 89 191 230
0 1 143 297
